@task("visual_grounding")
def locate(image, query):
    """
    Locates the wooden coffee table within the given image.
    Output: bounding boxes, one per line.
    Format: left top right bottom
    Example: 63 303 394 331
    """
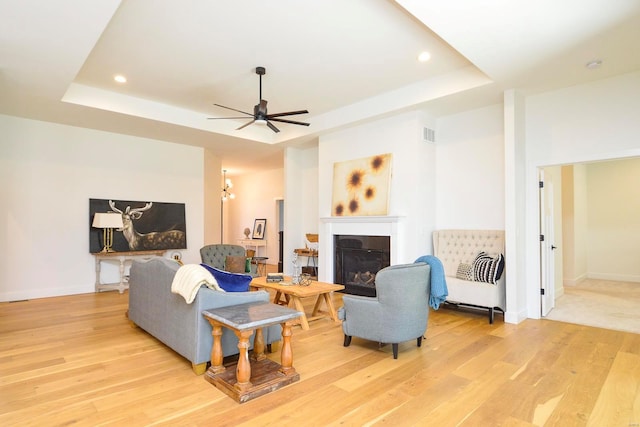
202 301 302 403
251 276 345 330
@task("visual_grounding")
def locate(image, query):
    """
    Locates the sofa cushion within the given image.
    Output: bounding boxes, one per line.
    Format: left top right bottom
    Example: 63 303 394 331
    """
456 263 474 281
200 264 251 292
473 252 505 284
225 255 247 273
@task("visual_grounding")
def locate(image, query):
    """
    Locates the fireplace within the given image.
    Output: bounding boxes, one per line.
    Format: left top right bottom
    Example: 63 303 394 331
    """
334 235 390 296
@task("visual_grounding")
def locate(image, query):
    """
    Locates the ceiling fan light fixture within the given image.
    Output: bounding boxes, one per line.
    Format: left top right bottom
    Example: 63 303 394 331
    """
255 119 267 125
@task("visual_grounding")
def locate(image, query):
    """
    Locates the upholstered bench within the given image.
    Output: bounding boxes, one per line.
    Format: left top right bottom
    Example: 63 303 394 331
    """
433 229 506 323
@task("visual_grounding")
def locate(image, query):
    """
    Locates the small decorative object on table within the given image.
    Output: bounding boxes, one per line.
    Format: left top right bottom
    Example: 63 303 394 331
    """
291 253 302 284
305 233 319 251
300 273 312 286
267 273 284 283
243 227 251 239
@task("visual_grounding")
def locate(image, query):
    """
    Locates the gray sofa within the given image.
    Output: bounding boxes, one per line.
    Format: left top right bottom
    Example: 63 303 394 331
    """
128 257 281 374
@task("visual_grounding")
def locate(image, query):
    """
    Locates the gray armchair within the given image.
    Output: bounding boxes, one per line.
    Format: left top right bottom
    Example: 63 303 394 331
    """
338 262 431 359
200 244 257 276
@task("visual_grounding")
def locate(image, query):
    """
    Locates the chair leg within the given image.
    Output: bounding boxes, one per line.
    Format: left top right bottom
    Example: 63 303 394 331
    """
343 335 352 347
392 343 398 359
417 336 423 347
489 307 494 324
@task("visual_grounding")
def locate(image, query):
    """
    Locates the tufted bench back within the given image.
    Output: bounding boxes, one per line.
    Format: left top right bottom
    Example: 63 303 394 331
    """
433 230 505 277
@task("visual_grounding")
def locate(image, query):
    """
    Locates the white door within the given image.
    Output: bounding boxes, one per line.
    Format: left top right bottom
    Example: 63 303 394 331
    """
539 169 556 316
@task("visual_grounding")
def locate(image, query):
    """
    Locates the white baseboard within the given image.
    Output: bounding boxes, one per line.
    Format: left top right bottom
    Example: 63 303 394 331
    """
587 272 640 283
563 273 587 287
505 308 528 324
0 285 94 303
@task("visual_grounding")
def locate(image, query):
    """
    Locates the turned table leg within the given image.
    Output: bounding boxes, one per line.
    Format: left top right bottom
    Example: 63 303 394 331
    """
251 327 266 361
208 322 225 374
95 257 101 291
118 257 126 293
279 322 295 375
234 329 254 390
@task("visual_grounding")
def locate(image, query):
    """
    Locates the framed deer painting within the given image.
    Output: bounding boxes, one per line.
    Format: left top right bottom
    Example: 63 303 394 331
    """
89 198 187 253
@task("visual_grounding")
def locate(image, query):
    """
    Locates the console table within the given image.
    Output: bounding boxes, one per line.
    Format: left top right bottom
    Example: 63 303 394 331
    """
93 250 165 293
238 238 267 257
294 248 318 278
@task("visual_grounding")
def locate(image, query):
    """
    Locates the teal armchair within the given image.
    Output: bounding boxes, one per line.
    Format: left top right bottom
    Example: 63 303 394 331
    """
338 262 431 359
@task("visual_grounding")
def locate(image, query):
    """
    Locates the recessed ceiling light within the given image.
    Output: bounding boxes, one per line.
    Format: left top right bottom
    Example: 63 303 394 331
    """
114 74 127 83
585 59 603 70
418 51 431 62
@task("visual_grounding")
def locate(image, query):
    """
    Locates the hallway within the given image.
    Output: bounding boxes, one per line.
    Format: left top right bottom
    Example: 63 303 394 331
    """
545 279 640 334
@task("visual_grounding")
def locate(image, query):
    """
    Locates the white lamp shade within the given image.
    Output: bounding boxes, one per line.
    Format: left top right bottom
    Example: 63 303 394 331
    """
92 212 124 228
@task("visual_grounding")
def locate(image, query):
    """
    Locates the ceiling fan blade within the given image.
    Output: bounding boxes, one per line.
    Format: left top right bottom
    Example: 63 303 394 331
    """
237 120 255 130
266 110 309 118
269 117 310 126
213 103 254 116
207 116 250 120
266 121 280 133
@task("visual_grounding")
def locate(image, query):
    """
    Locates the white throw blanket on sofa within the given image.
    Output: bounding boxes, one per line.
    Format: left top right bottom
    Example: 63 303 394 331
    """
171 264 224 303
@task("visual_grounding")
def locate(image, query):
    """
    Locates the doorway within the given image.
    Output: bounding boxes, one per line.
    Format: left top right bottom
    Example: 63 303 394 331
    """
540 157 640 333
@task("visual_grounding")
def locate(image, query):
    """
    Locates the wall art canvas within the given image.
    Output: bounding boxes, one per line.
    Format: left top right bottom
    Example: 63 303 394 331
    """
331 153 392 216
252 219 266 239
89 198 187 253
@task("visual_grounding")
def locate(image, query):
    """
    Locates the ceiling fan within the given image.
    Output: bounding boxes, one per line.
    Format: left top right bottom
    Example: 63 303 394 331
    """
208 66 310 133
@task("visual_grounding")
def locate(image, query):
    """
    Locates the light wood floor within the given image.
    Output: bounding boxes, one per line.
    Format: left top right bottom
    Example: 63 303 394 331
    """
2 283 640 426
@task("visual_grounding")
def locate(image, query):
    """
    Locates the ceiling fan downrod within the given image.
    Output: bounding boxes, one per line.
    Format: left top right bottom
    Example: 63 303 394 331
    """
256 66 265 104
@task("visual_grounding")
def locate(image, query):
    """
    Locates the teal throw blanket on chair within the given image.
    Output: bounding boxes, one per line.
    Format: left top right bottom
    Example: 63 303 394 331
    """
415 255 448 310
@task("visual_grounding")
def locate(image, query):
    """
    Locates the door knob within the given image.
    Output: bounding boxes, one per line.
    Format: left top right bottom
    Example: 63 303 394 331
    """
551 245 557 250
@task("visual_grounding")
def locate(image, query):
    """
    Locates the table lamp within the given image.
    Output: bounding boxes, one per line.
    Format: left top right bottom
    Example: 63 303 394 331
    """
92 212 124 253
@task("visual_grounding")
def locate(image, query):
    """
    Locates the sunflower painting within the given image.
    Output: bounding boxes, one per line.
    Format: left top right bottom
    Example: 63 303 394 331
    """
331 153 392 216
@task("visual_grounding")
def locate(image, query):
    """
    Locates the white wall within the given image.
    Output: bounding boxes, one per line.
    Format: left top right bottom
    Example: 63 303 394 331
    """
435 104 505 229
524 71 640 318
317 110 437 266
226 168 285 264
561 165 576 284
573 164 589 281
0 114 205 301
283 145 319 275
586 158 640 282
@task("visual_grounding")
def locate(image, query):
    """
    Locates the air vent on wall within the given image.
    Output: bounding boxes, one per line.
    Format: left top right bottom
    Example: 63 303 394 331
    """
423 127 436 143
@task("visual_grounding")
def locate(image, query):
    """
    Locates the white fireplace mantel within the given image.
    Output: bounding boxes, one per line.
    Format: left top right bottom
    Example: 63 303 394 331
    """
318 216 404 282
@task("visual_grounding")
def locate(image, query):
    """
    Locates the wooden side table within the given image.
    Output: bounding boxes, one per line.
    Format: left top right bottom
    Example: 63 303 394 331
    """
93 250 165 293
250 275 344 330
294 248 319 278
202 301 302 403
238 239 267 257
